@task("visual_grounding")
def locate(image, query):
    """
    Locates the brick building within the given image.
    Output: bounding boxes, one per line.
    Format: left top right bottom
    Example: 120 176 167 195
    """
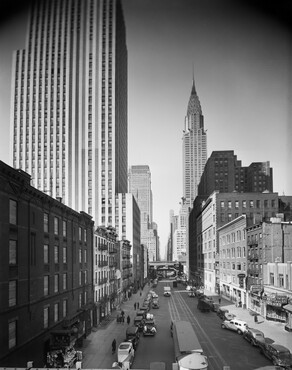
0 161 94 367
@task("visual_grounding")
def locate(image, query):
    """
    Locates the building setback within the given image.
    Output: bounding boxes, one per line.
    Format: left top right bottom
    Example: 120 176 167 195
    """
10 0 128 226
0 161 94 367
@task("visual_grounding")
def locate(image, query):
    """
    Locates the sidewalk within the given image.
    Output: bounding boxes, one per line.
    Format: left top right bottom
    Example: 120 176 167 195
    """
203 290 292 353
81 286 151 369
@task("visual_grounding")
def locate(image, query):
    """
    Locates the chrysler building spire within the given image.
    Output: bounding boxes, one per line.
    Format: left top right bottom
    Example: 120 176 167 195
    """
183 75 207 207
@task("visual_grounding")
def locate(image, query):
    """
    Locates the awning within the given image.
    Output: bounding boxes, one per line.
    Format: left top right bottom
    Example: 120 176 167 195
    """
283 304 292 313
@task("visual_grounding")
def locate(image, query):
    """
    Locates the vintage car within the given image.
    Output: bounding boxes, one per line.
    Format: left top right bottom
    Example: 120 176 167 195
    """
117 342 135 367
243 327 265 346
152 298 160 309
143 319 157 336
125 326 140 350
258 341 292 368
134 316 145 332
221 319 248 334
217 307 236 321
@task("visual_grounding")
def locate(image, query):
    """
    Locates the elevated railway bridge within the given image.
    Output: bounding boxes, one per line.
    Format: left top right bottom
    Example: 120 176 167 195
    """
148 261 186 280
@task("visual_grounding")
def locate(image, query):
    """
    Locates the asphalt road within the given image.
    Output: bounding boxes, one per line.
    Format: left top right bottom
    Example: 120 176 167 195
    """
132 281 272 370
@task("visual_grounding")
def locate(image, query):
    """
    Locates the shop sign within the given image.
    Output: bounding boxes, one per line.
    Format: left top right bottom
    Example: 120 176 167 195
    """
266 294 288 307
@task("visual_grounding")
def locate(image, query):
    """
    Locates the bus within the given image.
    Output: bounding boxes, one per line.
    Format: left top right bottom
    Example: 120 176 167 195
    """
171 320 208 370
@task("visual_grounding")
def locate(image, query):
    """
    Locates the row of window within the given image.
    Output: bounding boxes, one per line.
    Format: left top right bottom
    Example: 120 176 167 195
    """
220 199 276 209
9 199 88 243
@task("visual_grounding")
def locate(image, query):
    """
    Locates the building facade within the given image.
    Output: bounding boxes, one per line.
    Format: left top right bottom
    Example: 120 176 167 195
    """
0 161 94 367
93 226 118 326
182 79 207 208
218 215 247 307
10 0 128 226
189 190 279 291
115 193 141 289
198 151 273 197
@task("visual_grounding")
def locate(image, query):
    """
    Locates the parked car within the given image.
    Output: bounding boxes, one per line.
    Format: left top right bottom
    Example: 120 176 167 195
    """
217 307 236 321
152 299 160 308
221 319 248 334
117 342 135 367
143 319 157 336
134 316 145 332
259 342 292 368
243 327 265 346
125 326 140 350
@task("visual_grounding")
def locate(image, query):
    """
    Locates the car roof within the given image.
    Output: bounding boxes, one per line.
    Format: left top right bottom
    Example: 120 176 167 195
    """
247 328 264 334
230 319 247 324
268 344 290 352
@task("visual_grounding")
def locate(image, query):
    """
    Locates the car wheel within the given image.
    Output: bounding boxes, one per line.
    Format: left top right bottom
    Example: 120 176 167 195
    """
237 329 242 335
221 324 226 329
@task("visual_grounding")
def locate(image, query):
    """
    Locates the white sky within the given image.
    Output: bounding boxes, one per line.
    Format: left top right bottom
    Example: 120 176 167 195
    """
0 0 291 259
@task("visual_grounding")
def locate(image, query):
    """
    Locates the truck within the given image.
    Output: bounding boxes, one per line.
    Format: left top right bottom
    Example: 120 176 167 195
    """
171 320 208 370
197 297 212 312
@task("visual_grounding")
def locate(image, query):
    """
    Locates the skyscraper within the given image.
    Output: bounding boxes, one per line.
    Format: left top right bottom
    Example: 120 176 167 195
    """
128 165 159 261
182 78 207 208
128 165 153 238
10 0 128 226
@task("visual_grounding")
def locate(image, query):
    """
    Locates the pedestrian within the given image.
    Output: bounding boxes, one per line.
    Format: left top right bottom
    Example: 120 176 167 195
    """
121 310 125 317
127 315 130 325
134 302 136 310
218 296 221 305
140 291 142 296
137 302 139 309
112 339 116 354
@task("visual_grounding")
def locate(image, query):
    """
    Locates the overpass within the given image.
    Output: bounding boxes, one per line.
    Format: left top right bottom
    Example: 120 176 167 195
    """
148 261 186 279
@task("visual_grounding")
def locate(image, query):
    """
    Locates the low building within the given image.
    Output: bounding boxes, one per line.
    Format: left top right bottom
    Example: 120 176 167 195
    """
0 161 94 367
218 215 247 307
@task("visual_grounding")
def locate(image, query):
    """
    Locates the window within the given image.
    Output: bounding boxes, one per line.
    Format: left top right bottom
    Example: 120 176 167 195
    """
8 320 17 349
44 276 49 296
279 274 284 287
84 229 87 242
63 299 68 318
79 271 82 285
9 199 17 225
220 201 225 209
79 227 82 240
54 217 59 235
44 307 49 328
63 273 67 290
79 249 82 263
250 200 254 208
228 201 232 209
9 240 17 264
84 249 87 263
54 246 59 263
44 213 49 232
9 280 17 307
54 303 59 322
270 273 274 285
63 247 67 263
44 244 49 264
54 274 59 293
242 200 246 208
79 293 82 308
63 220 67 237
235 201 239 209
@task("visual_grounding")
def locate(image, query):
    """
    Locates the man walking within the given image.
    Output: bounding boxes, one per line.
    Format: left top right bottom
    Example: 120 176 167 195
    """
112 339 116 354
127 315 130 325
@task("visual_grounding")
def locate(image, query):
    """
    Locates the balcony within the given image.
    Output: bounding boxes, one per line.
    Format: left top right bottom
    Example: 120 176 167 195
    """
247 253 259 261
98 277 108 285
109 247 117 254
98 260 108 267
98 243 108 251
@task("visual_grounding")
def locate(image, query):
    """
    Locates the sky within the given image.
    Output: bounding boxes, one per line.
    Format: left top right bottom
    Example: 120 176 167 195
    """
0 0 292 260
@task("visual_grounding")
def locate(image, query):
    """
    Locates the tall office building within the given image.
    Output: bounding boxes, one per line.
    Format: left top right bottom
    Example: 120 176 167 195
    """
182 78 207 208
128 165 160 261
128 165 153 239
10 0 128 225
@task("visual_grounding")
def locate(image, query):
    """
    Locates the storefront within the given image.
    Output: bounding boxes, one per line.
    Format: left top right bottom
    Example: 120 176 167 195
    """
46 330 82 368
283 303 292 332
264 294 288 323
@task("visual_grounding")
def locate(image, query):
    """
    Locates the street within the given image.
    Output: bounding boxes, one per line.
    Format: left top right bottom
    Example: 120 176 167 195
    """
82 282 273 370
